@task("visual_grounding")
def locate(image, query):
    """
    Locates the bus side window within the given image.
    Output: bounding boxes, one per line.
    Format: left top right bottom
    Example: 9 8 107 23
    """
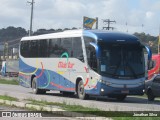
61 38 71 56
29 40 39 58
38 39 48 57
49 38 64 57
86 45 97 72
72 37 84 62
84 36 97 71
20 41 29 57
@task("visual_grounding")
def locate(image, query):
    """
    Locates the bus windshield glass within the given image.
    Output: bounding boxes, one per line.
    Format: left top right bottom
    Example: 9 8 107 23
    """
100 43 145 79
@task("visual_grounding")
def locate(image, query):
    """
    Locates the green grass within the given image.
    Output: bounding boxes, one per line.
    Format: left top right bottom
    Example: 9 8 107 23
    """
26 98 132 117
134 94 160 101
113 117 159 120
26 99 160 118
0 79 19 85
135 94 147 98
0 96 159 119
27 98 98 111
0 95 18 101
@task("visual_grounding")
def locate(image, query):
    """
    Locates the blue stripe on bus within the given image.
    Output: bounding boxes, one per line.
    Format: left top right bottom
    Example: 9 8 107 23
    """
19 59 76 92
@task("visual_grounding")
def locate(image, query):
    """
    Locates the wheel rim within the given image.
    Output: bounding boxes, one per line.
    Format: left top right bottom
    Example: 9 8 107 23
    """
78 81 84 96
32 80 36 92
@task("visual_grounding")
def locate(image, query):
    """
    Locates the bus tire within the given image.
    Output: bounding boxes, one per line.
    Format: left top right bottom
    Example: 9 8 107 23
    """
77 80 88 100
32 77 46 94
147 90 155 101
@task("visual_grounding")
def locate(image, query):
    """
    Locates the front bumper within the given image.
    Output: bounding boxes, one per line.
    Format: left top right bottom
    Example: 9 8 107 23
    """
100 83 145 96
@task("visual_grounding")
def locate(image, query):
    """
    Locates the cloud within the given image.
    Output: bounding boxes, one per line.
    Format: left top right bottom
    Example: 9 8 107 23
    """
0 0 30 28
0 0 159 35
146 11 154 19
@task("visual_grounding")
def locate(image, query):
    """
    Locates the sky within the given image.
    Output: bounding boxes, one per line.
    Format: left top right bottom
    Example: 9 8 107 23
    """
0 0 160 36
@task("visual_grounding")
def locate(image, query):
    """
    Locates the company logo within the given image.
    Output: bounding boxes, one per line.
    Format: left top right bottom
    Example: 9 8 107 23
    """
58 61 74 69
58 52 74 69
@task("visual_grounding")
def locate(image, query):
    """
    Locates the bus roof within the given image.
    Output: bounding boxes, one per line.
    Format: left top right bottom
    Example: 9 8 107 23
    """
21 29 140 44
21 29 83 41
83 30 140 44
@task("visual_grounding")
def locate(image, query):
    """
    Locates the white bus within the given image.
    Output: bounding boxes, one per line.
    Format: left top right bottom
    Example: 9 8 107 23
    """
19 30 152 101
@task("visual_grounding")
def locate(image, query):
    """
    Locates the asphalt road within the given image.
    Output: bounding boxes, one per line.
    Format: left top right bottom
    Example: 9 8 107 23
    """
0 84 160 111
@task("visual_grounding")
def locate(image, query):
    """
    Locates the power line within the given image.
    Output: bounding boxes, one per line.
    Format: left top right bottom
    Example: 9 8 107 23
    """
102 19 116 30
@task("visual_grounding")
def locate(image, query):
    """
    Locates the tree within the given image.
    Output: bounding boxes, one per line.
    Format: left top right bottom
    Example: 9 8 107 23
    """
133 32 157 53
0 26 27 42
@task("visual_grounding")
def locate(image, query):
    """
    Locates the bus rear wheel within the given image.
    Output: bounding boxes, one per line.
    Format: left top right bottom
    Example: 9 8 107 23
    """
32 77 46 94
77 80 88 100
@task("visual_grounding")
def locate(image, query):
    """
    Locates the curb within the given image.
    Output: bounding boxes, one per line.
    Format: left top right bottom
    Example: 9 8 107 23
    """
0 99 111 120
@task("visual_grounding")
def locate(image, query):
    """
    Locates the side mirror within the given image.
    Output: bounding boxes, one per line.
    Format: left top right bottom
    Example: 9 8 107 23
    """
145 46 152 60
77 55 84 62
148 60 154 70
154 76 160 83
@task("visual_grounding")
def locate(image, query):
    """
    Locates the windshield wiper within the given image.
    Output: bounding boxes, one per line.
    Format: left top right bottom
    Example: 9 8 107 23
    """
126 61 137 79
111 56 137 79
112 60 121 77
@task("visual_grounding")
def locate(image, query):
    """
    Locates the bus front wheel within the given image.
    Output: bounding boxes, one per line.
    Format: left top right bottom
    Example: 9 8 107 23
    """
32 77 46 94
77 80 88 100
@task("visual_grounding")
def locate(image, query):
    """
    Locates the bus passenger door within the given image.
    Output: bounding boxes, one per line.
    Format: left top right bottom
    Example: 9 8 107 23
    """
86 43 99 93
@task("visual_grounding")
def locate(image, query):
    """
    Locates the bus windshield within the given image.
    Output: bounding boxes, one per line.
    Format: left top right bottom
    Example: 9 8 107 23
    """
100 44 145 79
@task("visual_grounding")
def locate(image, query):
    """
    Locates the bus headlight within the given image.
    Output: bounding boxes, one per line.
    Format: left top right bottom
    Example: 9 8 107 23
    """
101 88 104 92
99 79 105 84
99 79 112 86
138 81 145 85
99 79 103 82
143 89 145 93
106 81 112 86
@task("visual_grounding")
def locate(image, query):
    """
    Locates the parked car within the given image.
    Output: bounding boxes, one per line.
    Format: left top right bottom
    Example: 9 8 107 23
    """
145 74 160 101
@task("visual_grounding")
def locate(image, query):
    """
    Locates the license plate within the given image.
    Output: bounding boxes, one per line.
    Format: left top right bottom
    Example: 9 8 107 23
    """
121 90 129 93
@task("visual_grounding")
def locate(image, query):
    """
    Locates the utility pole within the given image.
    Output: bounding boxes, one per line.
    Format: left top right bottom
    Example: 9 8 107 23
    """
142 24 144 33
3 42 8 60
102 19 116 30
28 0 35 36
126 22 128 32
96 17 98 29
